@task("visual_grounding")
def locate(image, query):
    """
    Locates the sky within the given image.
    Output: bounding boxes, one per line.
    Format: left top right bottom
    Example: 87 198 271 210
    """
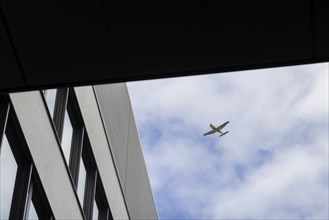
127 62 329 220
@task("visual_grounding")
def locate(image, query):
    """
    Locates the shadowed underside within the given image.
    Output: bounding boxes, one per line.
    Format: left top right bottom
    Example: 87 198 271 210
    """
0 1 328 92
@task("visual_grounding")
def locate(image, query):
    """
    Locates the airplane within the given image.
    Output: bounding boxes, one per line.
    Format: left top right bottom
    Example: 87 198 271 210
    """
203 121 230 137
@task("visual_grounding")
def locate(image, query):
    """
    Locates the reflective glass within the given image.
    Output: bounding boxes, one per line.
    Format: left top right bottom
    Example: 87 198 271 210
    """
61 109 73 163
77 158 86 206
0 134 18 219
92 200 99 220
27 200 38 220
43 89 57 118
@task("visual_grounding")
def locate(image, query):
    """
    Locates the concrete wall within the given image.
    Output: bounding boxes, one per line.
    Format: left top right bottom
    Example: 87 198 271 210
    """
94 83 158 220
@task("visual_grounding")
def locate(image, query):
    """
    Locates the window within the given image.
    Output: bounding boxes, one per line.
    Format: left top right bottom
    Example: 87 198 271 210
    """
41 89 113 219
80 134 113 220
62 109 73 163
77 157 87 205
0 97 53 219
0 133 17 219
43 89 57 119
30 171 54 219
42 88 84 185
93 200 99 220
27 200 38 220
80 135 97 219
95 176 113 220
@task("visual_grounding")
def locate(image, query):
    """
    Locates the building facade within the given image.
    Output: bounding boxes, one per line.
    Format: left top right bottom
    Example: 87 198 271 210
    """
0 83 158 219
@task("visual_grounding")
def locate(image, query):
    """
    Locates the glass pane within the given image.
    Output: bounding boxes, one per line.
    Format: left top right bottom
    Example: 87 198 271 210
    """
43 89 57 118
27 200 39 220
77 158 86 206
0 134 18 219
92 200 99 220
61 109 73 163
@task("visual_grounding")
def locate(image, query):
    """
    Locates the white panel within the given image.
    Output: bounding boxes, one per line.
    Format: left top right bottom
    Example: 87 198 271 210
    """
9 91 83 220
74 86 130 220
94 83 158 219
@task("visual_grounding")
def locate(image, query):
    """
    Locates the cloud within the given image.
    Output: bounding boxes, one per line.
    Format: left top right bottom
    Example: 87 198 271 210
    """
128 63 328 219
208 141 328 219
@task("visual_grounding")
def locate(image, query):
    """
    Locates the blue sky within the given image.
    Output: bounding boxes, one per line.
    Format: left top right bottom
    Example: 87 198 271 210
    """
127 63 328 219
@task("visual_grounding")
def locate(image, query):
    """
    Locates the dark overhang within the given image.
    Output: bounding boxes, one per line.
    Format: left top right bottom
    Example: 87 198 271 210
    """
1 1 328 93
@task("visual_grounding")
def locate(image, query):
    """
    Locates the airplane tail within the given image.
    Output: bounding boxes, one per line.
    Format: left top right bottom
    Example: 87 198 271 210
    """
220 131 229 137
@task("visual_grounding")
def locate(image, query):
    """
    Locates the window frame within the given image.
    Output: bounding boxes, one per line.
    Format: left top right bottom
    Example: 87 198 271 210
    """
83 134 113 220
30 170 54 219
67 90 85 187
53 88 69 140
81 134 98 219
95 174 113 220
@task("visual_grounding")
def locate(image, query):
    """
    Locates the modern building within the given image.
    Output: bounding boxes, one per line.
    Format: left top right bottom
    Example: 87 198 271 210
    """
1 1 328 219
0 83 158 219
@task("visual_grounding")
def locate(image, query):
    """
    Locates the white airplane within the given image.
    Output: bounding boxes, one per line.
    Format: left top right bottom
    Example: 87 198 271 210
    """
203 121 230 137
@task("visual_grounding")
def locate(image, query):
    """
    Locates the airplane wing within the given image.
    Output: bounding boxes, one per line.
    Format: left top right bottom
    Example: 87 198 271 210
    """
203 130 217 136
217 122 228 130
